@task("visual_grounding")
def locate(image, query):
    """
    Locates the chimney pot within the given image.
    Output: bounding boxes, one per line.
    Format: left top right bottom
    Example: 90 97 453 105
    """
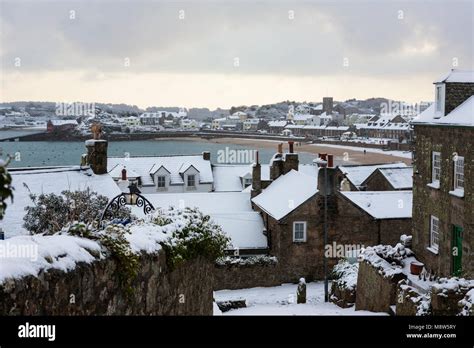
288 141 294 153
278 143 283 154
327 154 334 168
121 168 127 180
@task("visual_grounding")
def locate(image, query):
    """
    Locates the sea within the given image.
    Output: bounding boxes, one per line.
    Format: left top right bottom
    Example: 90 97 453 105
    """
0 130 316 168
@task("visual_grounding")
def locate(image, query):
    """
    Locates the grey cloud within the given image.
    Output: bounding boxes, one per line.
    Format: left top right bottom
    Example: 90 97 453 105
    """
1 0 472 78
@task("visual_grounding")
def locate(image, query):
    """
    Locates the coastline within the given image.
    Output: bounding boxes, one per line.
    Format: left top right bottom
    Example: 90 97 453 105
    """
154 136 413 165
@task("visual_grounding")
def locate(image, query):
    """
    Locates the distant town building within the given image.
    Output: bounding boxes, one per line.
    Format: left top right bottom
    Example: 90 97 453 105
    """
46 119 78 132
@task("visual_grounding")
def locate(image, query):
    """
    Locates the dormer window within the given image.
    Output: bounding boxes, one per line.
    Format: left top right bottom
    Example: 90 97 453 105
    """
434 84 445 118
187 174 196 187
157 175 166 188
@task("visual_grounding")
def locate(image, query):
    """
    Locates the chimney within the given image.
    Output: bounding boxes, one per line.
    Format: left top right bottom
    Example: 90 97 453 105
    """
327 154 334 168
202 151 211 161
277 143 283 154
251 151 262 198
318 167 336 196
283 141 299 174
85 139 108 175
288 141 294 153
121 168 127 180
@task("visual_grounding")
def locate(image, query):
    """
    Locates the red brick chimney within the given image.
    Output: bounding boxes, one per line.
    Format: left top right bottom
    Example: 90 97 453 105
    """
327 154 334 168
288 141 294 154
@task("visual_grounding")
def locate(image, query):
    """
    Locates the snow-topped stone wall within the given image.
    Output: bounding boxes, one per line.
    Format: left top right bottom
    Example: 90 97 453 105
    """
0 251 212 315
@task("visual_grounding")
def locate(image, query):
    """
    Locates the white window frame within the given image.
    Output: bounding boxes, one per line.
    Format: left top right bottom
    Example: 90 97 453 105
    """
293 221 307 242
430 215 439 251
434 84 445 118
157 175 166 188
187 174 196 187
431 151 441 185
454 156 464 191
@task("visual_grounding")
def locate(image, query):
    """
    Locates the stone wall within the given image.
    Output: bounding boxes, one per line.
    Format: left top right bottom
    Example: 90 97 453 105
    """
445 82 474 115
214 263 283 290
412 125 473 277
0 252 213 315
355 260 407 313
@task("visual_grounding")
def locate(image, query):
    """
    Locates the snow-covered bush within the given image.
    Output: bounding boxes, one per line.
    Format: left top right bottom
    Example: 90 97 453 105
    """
0 158 13 220
98 224 139 297
23 189 131 235
331 259 359 291
361 243 413 266
216 255 278 267
459 289 474 316
154 207 230 269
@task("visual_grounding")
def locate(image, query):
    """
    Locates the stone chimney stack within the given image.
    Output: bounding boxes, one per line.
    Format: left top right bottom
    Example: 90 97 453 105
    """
283 141 299 174
316 153 336 196
85 139 108 175
251 151 262 198
270 144 284 181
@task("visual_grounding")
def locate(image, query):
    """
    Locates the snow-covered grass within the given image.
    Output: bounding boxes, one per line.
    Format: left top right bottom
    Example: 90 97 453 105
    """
214 282 387 316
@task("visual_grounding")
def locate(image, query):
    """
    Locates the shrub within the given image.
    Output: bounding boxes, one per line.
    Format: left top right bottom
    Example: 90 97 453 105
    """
23 189 131 234
0 158 13 220
157 207 230 269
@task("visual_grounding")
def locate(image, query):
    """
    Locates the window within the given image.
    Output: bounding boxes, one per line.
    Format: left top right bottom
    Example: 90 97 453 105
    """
430 215 439 251
157 175 166 188
436 86 442 112
431 151 441 185
434 84 445 117
244 178 252 188
454 156 464 190
187 174 196 187
293 221 307 242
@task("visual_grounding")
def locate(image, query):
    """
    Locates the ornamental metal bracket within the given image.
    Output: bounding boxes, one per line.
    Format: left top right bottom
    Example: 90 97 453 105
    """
99 192 155 228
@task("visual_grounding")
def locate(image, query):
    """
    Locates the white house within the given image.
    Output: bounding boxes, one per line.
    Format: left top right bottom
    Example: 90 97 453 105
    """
107 153 214 193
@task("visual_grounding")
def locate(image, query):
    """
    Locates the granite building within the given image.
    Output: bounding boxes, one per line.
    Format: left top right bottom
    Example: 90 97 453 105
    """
411 69 474 277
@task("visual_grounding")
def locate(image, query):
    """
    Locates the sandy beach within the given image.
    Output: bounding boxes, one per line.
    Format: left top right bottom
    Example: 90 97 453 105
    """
154 137 412 165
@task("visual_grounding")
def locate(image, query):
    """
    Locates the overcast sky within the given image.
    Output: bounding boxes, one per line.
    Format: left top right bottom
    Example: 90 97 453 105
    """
1 0 473 109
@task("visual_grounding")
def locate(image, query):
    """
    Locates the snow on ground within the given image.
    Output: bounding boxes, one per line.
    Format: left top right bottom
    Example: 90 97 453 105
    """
310 143 412 159
214 282 387 316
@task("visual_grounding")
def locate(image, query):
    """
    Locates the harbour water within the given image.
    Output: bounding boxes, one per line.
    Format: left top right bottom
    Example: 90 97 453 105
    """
1 131 316 168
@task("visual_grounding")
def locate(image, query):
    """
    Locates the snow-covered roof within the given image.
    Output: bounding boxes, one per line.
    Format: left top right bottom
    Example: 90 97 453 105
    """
107 155 213 186
434 69 474 83
293 114 314 121
412 96 474 127
377 167 413 189
268 120 288 127
252 170 318 221
340 191 412 219
338 163 407 187
108 164 140 179
136 192 267 249
49 119 78 126
3 167 121 238
212 164 318 192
